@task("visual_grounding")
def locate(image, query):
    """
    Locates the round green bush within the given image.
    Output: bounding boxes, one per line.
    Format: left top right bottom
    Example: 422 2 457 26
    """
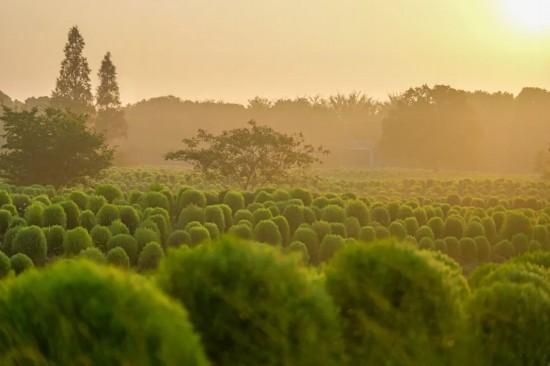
176 204 204 229
252 208 272 224
533 225 550 250
512 233 530 255
444 236 461 263
188 226 211 246
138 241 164 272
233 209 254 227
474 236 491 262
204 205 226 234
345 200 369 226
203 222 220 240
106 247 130 268
0 251 10 278
282 204 305 235
481 217 497 244
415 225 435 241
228 224 253 240
59 200 80 229
10 253 34 275
321 204 346 223
96 204 120 226
107 234 138 265
465 221 485 238
87 194 107 214
359 226 376 242
404 217 419 236
459 237 478 264
428 217 445 239
118 205 140 234
42 203 67 228
68 190 88 210
374 225 390 240
177 189 206 210
325 240 468 365
77 247 106 264
0 190 12 207
292 227 320 265
290 188 313 206
23 201 45 227
12 225 47 266
493 239 516 261
77 209 96 231
434 238 448 253
319 234 345 263
253 220 282 245
138 191 170 212
158 237 344 366
167 229 191 248
0 260 208 365
370 206 390 226
388 221 407 241
444 215 465 239
11 194 30 216
344 217 360 239
466 281 550 365
94 183 124 203
271 215 290 247
90 225 112 253
223 190 245 213
63 227 93 257
0 209 11 236
286 240 310 265
46 225 65 257
146 214 170 245
108 219 130 236
500 211 533 240
418 237 435 250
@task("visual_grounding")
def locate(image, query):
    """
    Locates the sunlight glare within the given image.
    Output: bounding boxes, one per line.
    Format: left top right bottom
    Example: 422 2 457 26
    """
504 0 550 31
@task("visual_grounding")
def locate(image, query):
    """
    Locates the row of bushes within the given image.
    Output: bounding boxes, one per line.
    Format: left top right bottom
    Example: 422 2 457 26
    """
1 236 549 365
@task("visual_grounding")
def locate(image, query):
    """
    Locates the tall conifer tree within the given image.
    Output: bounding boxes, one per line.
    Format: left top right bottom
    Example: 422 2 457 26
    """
51 26 94 114
94 52 127 141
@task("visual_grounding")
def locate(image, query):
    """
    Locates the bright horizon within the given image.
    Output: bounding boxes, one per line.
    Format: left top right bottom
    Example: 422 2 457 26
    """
2 0 550 105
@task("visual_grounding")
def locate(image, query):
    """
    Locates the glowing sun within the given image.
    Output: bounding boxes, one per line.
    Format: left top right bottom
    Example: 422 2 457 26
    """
504 0 550 31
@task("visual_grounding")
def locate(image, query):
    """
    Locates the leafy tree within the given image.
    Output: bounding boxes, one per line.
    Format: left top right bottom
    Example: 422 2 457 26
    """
93 52 127 141
0 107 114 186
165 120 328 190
51 26 94 114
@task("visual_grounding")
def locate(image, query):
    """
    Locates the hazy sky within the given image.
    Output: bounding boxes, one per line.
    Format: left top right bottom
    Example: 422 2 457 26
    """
2 0 550 104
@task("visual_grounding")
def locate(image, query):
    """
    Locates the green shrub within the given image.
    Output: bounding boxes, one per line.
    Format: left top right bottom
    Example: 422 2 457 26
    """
205 205 226 233
319 234 345 263
0 260 208 365
388 221 407 240
188 226 211 246
106 247 130 268
203 223 220 240
404 217 419 236
23 201 45 226
12 225 47 266
465 221 485 238
77 209 96 231
118 205 140 234
0 210 11 236
287 240 310 265
415 225 435 241
444 215 465 239
108 219 130 236
359 226 376 242
228 224 253 240
59 200 80 229
138 242 164 272
167 229 191 248
481 217 497 244
290 188 313 206
0 190 12 206
68 190 88 210
138 191 170 212
145 214 170 245
427 217 444 239
459 237 478 264
177 188 206 210
63 227 93 257
87 194 106 214
252 207 272 224
134 227 160 252
77 247 106 264
533 225 550 250
283 204 305 234
370 206 390 226
253 220 282 245
176 204 204 229
493 240 516 261
322 204 346 223
511 233 530 255
292 227 320 265
418 237 434 250
325 240 467 365
466 281 550 365
271 215 290 247
311 220 332 242
46 225 65 257
444 236 461 262
374 225 390 240
94 183 124 203
96 204 120 226
414 207 428 226
158 237 343 366
43 203 68 229
474 236 491 262
10 253 34 274
0 251 10 278
500 211 533 240
345 200 368 226
90 225 112 253
343 217 360 239
107 234 138 265
233 209 255 226
223 190 245 213
11 194 30 216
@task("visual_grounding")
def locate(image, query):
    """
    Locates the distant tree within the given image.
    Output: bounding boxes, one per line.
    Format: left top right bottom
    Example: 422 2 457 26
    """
380 85 480 171
0 107 114 186
165 120 328 190
93 52 127 141
51 26 94 114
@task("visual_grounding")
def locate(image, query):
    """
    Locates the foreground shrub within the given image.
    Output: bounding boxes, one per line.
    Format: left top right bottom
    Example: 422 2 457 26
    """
0 261 209 365
324 240 468 365
10 253 34 275
158 237 344 366
12 225 47 266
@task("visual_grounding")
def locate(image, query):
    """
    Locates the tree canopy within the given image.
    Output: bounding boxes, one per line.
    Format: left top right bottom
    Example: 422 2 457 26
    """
0 107 114 186
51 26 94 114
165 120 328 190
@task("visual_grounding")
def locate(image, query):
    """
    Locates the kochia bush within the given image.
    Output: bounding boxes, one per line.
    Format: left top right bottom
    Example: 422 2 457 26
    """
12 225 47 266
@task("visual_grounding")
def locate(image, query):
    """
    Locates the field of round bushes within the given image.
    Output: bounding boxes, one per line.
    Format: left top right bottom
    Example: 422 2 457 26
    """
0 168 548 365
